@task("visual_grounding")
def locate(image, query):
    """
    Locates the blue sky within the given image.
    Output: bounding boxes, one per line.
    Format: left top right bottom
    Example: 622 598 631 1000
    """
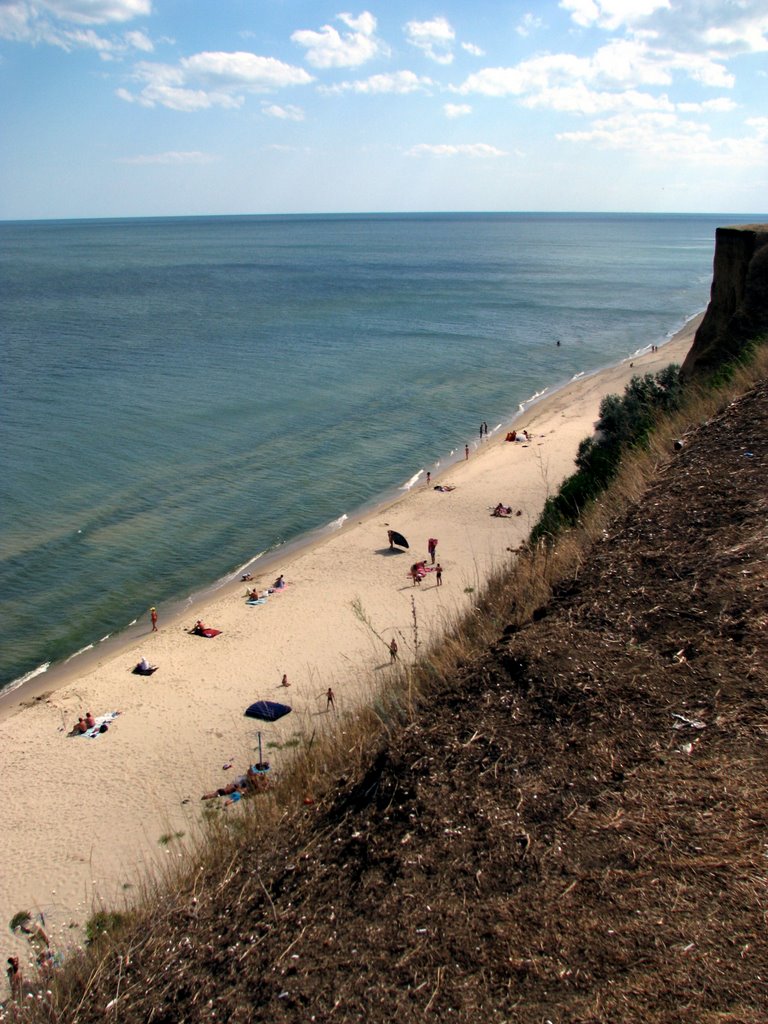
1 0 766 218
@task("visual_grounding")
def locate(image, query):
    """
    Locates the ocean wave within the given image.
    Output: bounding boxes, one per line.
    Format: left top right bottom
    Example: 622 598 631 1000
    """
399 470 423 491
327 513 348 530
520 386 549 411
65 644 94 663
571 371 585 381
5 661 51 694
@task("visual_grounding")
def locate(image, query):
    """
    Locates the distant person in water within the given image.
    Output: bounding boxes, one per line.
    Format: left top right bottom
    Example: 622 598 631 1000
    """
465 444 469 460
150 606 158 631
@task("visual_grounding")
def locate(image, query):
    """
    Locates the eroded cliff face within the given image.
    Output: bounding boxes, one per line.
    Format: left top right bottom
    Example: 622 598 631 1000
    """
682 224 768 378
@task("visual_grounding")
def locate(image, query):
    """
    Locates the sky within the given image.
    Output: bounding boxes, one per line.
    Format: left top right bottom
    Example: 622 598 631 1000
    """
0 0 766 219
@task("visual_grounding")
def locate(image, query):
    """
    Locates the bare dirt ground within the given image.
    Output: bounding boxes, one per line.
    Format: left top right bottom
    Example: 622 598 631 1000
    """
28 380 768 1023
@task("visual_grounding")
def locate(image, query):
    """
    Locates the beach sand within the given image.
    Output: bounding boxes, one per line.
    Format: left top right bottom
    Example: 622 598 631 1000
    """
0 319 699 976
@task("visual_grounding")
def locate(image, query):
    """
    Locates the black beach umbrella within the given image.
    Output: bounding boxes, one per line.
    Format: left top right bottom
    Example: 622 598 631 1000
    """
389 530 409 549
244 700 292 722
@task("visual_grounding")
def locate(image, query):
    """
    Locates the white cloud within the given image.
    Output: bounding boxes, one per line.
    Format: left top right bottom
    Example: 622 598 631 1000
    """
560 0 671 32
117 150 214 165
516 12 544 37
404 16 455 65
407 142 506 158
444 102 471 118
461 41 484 57
119 52 314 109
321 70 432 95
291 10 385 68
262 102 305 121
0 0 152 52
455 37 734 113
37 0 149 23
676 97 737 113
123 28 151 51
561 0 768 57
558 109 768 165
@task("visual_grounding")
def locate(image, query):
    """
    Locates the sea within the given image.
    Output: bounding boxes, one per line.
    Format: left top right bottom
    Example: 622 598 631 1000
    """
0 212 759 695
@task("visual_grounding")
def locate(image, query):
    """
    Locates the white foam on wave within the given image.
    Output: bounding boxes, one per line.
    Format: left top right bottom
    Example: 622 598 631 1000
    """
520 386 549 411
327 513 348 530
5 661 51 695
571 371 585 381
99 634 111 643
400 470 423 491
65 644 94 663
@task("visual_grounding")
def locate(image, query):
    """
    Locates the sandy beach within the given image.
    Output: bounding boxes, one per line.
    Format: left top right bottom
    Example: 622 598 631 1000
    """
0 319 699 979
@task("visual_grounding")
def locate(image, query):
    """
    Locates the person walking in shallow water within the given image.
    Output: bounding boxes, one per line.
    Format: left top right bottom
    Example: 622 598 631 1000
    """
150 607 158 631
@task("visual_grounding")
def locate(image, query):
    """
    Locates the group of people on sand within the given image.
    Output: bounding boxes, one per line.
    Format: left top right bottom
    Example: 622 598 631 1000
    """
504 429 531 443
245 574 286 602
70 711 96 734
493 505 524 520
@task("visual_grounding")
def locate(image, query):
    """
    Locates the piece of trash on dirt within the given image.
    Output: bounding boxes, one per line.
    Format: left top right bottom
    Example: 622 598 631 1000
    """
744 451 754 458
672 713 706 730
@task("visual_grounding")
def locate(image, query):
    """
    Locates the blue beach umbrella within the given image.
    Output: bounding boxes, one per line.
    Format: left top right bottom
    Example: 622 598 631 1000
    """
244 700 292 722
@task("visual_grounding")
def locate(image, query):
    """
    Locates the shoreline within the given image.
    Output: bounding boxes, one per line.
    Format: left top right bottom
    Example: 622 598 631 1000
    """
0 314 701 978
0 312 702 720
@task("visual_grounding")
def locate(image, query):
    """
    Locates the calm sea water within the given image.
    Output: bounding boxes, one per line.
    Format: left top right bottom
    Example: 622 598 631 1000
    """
0 212 754 692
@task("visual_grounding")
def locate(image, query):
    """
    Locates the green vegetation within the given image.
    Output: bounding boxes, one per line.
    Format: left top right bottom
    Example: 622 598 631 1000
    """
85 910 127 945
531 366 684 541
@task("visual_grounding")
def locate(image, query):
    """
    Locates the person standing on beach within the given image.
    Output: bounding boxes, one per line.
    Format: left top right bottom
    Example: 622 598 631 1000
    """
465 444 469 460
150 607 158 631
390 637 398 662
427 537 438 564
426 471 431 486
326 687 335 711
435 563 443 586
281 674 290 687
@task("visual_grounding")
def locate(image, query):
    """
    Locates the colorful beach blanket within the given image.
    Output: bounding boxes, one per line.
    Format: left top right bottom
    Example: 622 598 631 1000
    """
246 597 268 606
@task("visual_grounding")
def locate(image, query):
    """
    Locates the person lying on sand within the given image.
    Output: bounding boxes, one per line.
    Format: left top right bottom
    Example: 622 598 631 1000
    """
133 656 158 675
202 765 270 802
492 503 513 517
433 484 455 492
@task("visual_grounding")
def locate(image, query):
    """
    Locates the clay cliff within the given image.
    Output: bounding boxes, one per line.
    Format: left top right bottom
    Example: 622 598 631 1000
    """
682 223 768 377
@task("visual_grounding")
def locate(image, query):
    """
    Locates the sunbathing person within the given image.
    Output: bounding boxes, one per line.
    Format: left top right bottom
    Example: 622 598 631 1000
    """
492 503 512 517
85 711 96 729
192 620 206 635
72 717 88 735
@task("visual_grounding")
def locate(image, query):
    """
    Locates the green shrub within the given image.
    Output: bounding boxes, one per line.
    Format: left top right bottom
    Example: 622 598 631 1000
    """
531 365 683 543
